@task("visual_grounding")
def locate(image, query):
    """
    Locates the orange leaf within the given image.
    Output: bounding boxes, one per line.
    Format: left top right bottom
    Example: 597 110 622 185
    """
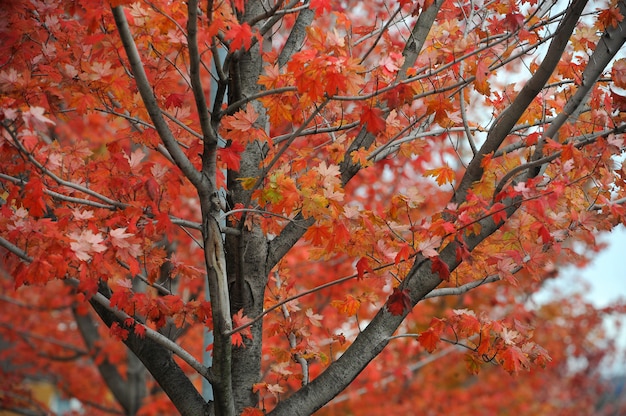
424 165 455 186
232 309 253 347
474 58 491 95
612 58 626 88
241 408 264 416
331 295 361 316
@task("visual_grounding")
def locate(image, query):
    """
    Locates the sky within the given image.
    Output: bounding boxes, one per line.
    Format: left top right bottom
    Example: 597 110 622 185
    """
536 225 626 373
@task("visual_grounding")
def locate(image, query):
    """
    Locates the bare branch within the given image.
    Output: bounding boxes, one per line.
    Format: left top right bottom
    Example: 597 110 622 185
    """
398 0 445 80
187 0 218 149
423 275 502 299
278 8 314 68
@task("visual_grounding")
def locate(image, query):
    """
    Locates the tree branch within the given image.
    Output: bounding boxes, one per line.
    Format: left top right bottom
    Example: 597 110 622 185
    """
72 309 135 414
111 5 204 188
529 0 626 168
277 7 314 68
187 0 219 150
423 275 502 299
452 0 589 206
88 288 211 416
267 0 445 272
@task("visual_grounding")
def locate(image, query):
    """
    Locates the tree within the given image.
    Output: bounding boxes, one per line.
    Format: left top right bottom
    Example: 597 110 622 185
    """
1 0 626 414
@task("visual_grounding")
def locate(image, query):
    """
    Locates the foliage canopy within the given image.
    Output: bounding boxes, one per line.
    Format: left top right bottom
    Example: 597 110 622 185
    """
1 0 626 414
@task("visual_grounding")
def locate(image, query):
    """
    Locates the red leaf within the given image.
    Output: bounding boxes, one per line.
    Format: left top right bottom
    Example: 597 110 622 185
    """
386 288 411 316
431 257 450 281
503 12 524 32
355 257 372 279
309 0 331 16
23 177 46 217
134 323 146 338
360 105 386 134
219 141 244 171
225 22 253 52
110 322 129 341
455 239 471 263
232 0 245 13
418 328 440 353
491 202 508 224
394 243 411 265
164 93 185 108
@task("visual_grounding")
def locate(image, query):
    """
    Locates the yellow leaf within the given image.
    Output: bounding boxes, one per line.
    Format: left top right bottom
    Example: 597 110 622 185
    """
237 177 257 190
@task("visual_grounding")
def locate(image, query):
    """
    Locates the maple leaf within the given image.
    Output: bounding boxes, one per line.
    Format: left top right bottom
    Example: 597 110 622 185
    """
110 322 129 341
499 345 530 374
69 229 107 261
431 257 450 281
360 105 386 134
225 22 254 52
596 7 624 30
355 257 372 279
424 165 455 186
218 141 244 170
164 93 185 108
418 236 442 258
490 202 508 224
394 243 411 264
310 0 331 16
223 103 259 132
22 106 55 129
418 328 441 353
22 177 47 217
232 309 253 347
331 295 361 316
464 353 482 374
110 227 136 250
612 58 626 88
134 324 146 338
503 12 524 32
455 239 471 262
452 309 481 337
386 288 411 316
474 58 491 96
305 308 323 327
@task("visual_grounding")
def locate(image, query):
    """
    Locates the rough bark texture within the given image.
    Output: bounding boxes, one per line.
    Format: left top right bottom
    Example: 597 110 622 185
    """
89 291 209 416
225 1 269 412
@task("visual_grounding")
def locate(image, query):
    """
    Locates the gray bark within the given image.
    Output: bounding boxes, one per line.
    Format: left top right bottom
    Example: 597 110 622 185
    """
89 288 210 416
